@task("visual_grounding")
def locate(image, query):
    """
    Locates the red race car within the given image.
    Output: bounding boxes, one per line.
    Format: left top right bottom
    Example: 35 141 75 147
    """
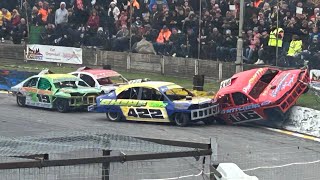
215 67 309 125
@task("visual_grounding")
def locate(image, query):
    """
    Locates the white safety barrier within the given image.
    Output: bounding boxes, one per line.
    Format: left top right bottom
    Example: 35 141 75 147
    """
282 106 320 137
214 163 259 180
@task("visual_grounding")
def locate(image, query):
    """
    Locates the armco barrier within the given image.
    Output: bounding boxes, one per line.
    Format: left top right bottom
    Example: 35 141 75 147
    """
0 44 267 80
282 106 320 137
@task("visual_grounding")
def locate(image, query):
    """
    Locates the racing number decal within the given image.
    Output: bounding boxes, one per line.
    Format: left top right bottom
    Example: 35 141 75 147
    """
229 110 262 122
128 108 164 119
37 94 51 103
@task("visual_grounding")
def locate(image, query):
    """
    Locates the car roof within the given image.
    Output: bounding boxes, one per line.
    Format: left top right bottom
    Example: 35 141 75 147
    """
41 74 79 83
217 67 278 96
116 81 179 93
79 69 121 79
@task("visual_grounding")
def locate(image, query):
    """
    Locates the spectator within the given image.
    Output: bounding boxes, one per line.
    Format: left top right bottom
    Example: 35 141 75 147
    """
38 1 48 25
112 24 129 51
55 2 68 26
87 10 100 32
12 18 28 44
216 29 237 61
11 9 21 27
154 25 171 55
286 35 303 67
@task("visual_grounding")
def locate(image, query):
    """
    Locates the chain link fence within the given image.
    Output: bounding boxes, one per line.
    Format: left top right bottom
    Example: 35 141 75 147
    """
0 130 215 180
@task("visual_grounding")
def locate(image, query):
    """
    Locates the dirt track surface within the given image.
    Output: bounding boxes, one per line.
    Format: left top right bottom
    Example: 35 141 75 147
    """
1 94 320 180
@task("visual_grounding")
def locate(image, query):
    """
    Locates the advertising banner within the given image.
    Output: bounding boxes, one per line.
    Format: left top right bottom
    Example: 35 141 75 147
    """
26 44 82 64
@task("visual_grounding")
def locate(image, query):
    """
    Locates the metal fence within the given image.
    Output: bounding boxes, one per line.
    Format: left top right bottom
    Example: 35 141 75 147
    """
0 131 217 180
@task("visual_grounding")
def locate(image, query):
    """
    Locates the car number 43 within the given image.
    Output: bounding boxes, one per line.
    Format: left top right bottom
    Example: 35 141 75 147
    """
128 108 164 119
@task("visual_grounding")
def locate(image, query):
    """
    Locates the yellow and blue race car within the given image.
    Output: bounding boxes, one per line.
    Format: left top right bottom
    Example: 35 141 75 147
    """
88 81 219 126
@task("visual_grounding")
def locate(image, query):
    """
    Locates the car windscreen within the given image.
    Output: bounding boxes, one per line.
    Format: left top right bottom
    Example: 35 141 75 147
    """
97 76 125 86
164 88 193 101
54 80 89 88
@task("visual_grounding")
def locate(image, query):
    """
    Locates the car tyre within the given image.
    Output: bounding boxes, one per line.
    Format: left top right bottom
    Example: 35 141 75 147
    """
106 112 123 122
55 98 70 113
16 95 26 107
174 113 190 127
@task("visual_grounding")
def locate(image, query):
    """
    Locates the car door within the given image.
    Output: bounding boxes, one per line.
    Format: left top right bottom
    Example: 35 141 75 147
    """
21 77 39 107
36 77 54 108
227 92 262 123
126 87 169 122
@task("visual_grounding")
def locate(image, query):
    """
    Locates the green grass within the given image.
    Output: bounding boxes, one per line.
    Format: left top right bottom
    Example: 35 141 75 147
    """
2 63 319 110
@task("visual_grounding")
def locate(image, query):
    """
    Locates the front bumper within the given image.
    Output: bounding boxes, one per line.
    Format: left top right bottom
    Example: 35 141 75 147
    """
191 105 219 121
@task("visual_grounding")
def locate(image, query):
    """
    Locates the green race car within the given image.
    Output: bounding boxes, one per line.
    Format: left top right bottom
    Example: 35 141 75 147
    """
11 71 102 112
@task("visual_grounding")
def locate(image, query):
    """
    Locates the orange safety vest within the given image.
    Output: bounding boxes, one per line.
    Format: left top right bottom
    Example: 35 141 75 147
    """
128 0 140 9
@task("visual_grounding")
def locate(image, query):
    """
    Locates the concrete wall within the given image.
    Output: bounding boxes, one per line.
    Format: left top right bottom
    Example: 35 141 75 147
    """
0 44 262 80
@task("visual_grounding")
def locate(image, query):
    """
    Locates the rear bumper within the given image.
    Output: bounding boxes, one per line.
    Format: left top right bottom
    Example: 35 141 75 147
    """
69 96 96 106
191 105 219 121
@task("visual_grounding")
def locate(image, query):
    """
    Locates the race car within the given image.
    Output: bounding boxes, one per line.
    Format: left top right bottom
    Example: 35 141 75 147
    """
11 70 102 112
69 67 129 94
215 67 309 125
88 81 219 126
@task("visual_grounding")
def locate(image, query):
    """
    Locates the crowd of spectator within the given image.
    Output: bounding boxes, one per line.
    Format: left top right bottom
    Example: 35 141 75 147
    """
0 0 320 66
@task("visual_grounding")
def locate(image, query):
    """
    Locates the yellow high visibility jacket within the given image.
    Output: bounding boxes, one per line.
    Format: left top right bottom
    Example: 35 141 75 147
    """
0 11 3 26
287 40 302 57
268 28 284 47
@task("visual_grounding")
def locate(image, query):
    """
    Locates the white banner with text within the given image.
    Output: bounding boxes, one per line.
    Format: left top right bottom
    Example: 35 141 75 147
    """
26 44 82 64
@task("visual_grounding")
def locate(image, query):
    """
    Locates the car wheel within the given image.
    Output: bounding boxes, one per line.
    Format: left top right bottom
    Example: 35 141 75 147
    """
174 113 190 127
106 112 122 122
16 95 26 107
55 98 70 113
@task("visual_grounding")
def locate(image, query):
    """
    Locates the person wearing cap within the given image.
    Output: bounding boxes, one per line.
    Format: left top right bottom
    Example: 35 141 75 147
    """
108 1 120 21
55 2 68 25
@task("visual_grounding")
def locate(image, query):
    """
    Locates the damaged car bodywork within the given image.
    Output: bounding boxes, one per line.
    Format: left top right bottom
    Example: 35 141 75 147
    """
11 70 102 112
215 67 309 125
88 81 219 126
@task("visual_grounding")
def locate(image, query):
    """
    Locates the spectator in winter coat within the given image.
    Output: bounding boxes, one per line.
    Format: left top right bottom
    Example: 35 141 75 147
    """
216 29 237 61
87 10 100 31
55 2 68 26
108 1 120 21
11 9 21 27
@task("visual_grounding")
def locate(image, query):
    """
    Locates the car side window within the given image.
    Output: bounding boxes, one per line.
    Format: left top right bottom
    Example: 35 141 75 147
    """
140 88 164 101
38 78 52 90
117 88 139 99
79 74 95 87
232 92 250 105
23 77 38 87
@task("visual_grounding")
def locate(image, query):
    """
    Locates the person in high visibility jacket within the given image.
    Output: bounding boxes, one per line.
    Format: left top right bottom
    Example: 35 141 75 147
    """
287 35 303 67
268 27 284 47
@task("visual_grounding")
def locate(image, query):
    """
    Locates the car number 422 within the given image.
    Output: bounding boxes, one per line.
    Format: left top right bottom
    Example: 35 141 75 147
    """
128 108 164 119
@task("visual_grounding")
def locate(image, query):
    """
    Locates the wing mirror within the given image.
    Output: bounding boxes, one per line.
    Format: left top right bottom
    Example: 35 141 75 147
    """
270 85 276 89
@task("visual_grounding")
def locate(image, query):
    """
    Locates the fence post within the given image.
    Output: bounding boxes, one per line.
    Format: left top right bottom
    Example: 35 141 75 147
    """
102 150 111 180
161 56 165 75
195 59 199 76
95 49 98 66
210 138 219 180
219 63 223 80
127 53 131 72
